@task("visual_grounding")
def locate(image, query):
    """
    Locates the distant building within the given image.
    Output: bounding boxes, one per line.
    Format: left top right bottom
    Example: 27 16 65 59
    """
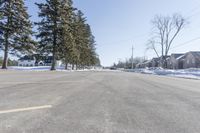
18 55 62 67
167 54 184 69
133 51 200 69
183 51 200 69
151 58 160 67
135 60 152 68
43 56 62 67
18 55 36 67
143 60 152 68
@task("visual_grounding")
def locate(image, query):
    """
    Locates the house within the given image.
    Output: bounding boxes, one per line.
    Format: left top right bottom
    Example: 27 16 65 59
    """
159 56 171 68
18 55 36 67
18 55 62 67
183 51 200 69
151 58 160 67
135 60 152 69
167 54 184 69
43 56 62 67
139 51 200 70
143 60 152 68
136 63 144 69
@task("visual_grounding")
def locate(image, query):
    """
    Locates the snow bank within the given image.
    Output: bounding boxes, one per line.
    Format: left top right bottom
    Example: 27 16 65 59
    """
125 68 200 80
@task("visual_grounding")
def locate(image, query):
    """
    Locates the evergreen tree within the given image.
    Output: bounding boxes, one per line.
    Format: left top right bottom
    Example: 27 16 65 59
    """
35 0 99 70
0 0 35 69
60 10 85 70
82 24 98 66
66 10 99 69
35 0 65 70
71 10 85 69
58 0 76 70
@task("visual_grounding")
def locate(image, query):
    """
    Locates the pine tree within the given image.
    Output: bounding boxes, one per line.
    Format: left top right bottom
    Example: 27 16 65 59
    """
35 0 65 70
82 24 98 66
60 10 84 70
0 0 35 69
72 10 89 68
58 0 76 70
67 10 99 69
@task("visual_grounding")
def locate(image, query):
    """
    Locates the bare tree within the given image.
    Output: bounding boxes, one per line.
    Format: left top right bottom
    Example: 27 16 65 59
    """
147 14 186 68
147 38 160 58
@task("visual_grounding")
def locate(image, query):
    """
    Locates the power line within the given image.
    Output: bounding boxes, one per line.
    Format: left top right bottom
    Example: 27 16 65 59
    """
103 5 200 48
185 3 200 19
186 10 200 19
171 36 200 49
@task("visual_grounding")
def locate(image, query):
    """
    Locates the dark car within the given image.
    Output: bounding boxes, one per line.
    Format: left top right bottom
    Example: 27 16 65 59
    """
110 67 117 70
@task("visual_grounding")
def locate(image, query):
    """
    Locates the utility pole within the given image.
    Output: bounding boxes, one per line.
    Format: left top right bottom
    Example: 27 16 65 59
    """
131 45 134 69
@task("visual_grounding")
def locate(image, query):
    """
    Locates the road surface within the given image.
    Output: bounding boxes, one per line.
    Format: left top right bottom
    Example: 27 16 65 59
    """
0 70 200 133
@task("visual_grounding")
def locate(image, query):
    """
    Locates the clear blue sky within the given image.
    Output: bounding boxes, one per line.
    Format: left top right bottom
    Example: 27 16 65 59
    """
25 0 200 66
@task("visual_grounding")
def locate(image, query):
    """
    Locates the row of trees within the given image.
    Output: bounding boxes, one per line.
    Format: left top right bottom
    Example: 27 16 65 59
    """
0 0 99 70
113 57 145 69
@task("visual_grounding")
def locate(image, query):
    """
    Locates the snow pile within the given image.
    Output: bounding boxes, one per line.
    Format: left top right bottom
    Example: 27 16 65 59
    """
125 68 200 80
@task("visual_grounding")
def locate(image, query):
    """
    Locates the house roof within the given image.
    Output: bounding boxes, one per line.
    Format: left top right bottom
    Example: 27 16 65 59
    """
188 51 200 61
151 56 170 61
176 55 185 60
189 51 200 56
143 60 152 64
171 54 184 59
152 57 160 61
19 55 35 61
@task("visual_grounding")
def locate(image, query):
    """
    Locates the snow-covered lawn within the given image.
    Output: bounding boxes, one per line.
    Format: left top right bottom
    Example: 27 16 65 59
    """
125 68 200 80
0 66 104 72
8 66 54 71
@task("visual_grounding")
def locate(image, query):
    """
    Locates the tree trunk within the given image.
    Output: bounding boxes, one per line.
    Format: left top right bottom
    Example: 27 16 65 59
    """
160 56 167 69
65 62 68 70
2 36 9 69
2 3 11 70
51 23 57 71
51 16 58 71
51 53 56 70
51 44 56 71
76 62 78 70
72 64 74 70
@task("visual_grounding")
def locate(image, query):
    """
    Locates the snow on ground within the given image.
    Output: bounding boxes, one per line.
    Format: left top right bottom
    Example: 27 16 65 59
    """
125 68 200 80
2 66 104 72
8 66 53 71
4 66 199 80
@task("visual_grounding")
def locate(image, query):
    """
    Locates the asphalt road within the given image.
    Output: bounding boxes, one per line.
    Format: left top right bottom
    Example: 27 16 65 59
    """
0 70 200 133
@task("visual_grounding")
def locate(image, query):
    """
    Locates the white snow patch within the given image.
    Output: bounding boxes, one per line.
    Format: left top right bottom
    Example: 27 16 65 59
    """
3 66 107 72
125 68 200 80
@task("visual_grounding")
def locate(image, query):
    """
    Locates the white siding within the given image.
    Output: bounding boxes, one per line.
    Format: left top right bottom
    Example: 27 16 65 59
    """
18 60 36 67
